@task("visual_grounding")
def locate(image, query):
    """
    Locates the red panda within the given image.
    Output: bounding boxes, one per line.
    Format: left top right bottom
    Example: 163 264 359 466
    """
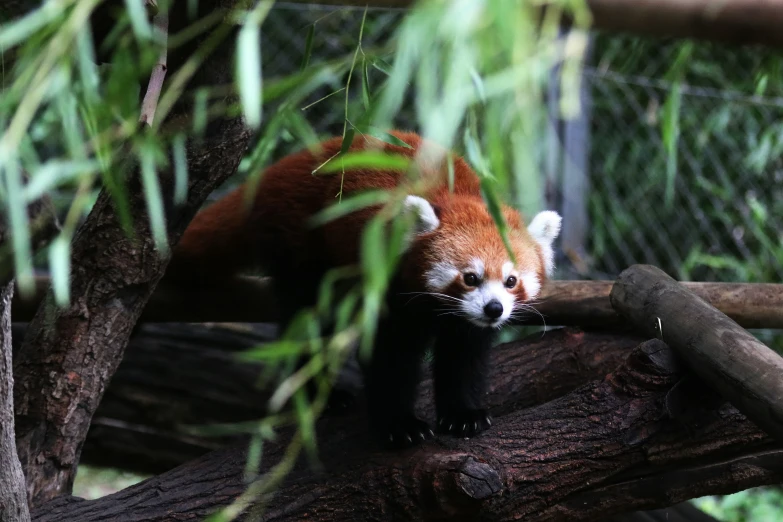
167 130 561 448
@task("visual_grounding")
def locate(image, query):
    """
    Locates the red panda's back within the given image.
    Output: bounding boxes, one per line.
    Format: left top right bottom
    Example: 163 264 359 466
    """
168 131 481 282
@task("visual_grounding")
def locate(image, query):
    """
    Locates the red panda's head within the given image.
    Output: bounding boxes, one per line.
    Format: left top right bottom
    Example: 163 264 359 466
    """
401 194 561 329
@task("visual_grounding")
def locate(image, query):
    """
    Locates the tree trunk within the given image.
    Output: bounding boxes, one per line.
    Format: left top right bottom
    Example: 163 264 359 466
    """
1 284 30 522
30 337 779 522
611 264 783 444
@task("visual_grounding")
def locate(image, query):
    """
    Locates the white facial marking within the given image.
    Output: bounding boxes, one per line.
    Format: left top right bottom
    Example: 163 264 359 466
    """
527 210 562 276
520 271 541 300
468 258 485 279
424 261 459 291
461 280 516 328
502 261 514 280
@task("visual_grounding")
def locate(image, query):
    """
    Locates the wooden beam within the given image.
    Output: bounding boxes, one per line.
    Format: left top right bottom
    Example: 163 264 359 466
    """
610 264 783 444
280 0 783 49
11 275 783 329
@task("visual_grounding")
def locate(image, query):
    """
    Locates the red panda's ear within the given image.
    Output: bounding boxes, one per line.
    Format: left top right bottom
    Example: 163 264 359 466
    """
527 211 562 276
403 195 441 235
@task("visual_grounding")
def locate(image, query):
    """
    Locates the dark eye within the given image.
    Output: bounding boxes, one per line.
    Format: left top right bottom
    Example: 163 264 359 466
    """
463 273 479 286
504 276 517 288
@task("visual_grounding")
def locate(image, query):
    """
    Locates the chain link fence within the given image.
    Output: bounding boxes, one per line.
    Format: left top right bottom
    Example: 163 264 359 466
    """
258 3 783 290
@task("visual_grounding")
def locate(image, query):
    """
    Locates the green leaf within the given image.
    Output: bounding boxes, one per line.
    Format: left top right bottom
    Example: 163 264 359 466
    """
48 235 71 307
661 82 681 208
237 22 262 129
308 190 390 227
24 160 100 201
361 58 371 110
192 88 209 135
172 134 189 205
124 0 153 40
2 161 33 295
339 127 356 156
480 178 515 263
353 125 413 149
301 24 315 71
0 1 65 49
317 151 411 174
370 56 393 76
138 143 169 255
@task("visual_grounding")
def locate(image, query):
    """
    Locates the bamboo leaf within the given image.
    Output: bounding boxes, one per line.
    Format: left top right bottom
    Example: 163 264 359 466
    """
301 24 315 71
308 190 390 227
172 134 189 204
124 0 153 39
48 234 71 306
237 21 263 129
318 151 410 175
480 178 515 263
138 142 169 255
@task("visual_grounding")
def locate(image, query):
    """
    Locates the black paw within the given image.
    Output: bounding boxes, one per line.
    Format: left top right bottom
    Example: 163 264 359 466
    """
373 415 434 449
436 409 492 438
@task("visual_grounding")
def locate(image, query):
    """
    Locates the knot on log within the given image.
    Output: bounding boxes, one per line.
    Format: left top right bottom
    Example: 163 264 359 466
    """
417 453 503 517
606 339 682 396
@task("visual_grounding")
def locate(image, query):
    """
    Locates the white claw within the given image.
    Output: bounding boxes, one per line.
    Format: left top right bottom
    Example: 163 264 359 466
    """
428 429 435 437
485 416 492 427
405 434 412 443
448 424 453 431
389 434 394 442
473 422 478 431
462 423 467 432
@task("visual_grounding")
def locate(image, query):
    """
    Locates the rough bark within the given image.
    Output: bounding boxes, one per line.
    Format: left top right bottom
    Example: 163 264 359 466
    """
1 284 31 522
14 278 783 329
611 264 783 444
31 338 778 522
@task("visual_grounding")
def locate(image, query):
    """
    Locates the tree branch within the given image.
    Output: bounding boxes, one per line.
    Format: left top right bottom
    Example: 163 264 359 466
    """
611 264 783 444
12 116 252 506
31 337 780 522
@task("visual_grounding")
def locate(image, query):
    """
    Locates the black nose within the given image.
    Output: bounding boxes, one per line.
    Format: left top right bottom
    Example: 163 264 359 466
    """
483 300 503 319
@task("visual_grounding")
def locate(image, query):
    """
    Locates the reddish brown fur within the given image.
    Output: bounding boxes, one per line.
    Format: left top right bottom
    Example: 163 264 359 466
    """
168 130 546 296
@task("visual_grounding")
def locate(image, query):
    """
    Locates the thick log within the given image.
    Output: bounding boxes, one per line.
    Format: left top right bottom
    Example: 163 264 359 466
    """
12 278 783 329
31 339 779 522
9 323 643 474
610 264 783 445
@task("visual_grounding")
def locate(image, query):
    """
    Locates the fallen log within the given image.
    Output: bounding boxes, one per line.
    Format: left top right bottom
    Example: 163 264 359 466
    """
12 277 783 329
31 339 779 522
611 264 783 444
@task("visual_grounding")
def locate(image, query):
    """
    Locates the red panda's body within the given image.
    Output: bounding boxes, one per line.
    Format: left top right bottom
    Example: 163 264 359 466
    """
168 130 561 448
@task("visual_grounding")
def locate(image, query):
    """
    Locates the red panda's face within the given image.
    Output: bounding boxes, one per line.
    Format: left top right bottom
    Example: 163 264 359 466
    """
403 195 561 329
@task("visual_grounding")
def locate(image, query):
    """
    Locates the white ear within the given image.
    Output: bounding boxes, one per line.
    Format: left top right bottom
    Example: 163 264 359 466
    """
403 195 440 235
527 210 562 276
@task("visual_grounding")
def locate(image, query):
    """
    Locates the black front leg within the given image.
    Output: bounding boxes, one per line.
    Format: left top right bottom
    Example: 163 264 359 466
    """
365 310 434 449
432 319 495 438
